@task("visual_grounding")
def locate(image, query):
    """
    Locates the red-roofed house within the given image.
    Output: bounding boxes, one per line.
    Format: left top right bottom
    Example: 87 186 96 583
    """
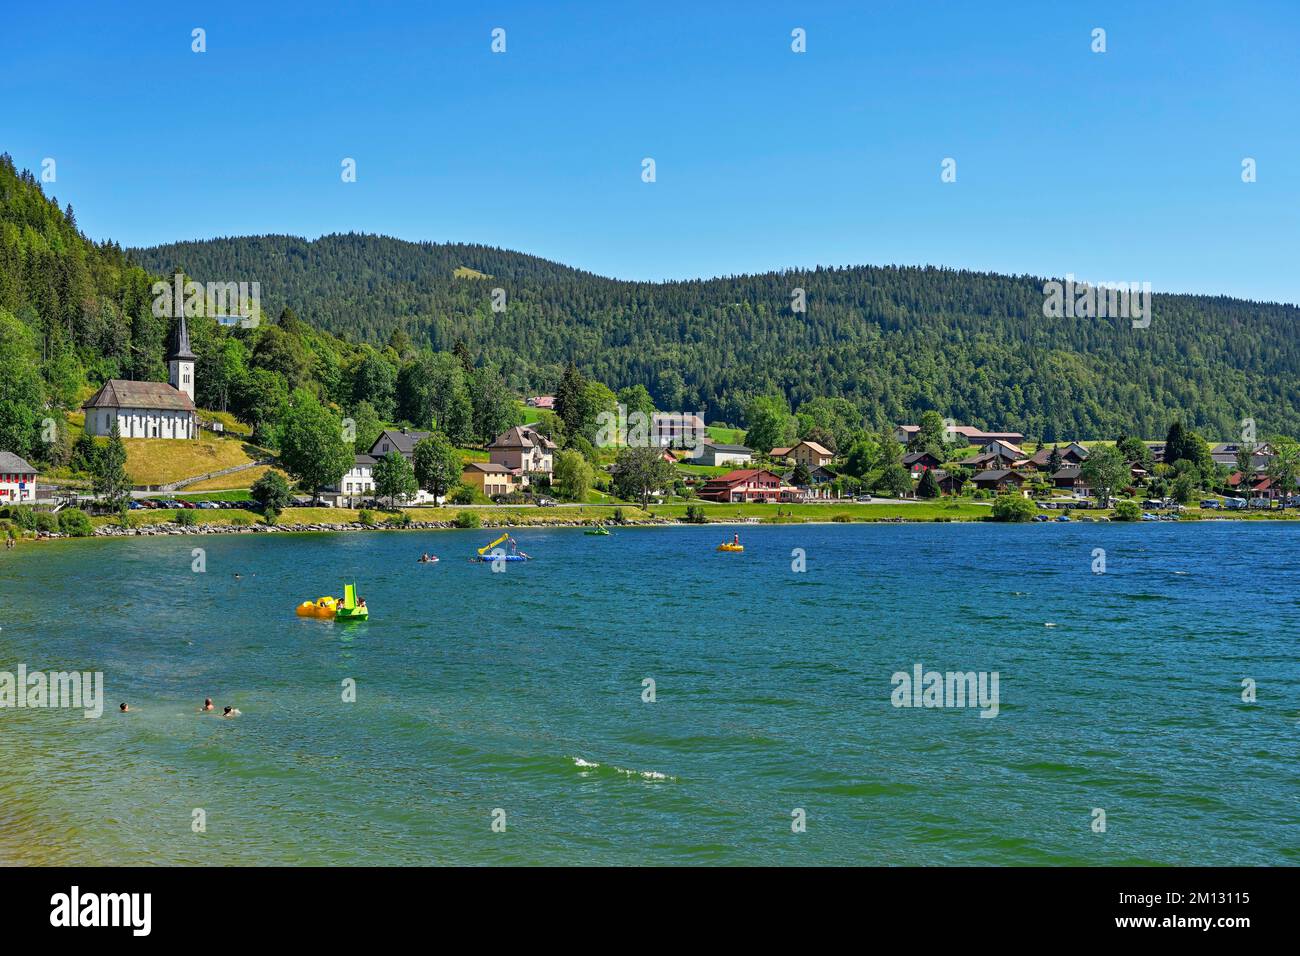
696 469 787 503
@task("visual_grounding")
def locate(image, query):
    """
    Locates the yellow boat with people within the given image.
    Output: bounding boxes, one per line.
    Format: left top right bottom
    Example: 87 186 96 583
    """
296 595 339 619
295 583 369 621
717 534 744 553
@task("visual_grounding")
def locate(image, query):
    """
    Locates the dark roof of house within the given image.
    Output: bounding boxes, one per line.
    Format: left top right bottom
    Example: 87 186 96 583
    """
353 454 376 466
702 440 752 454
0 451 37 473
489 426 557 450
82 379 195 412
168 315 196 361
371 429 431 455
973 469 1024 482
464 461 512 474
903 451 940 464
1053 465 1083 479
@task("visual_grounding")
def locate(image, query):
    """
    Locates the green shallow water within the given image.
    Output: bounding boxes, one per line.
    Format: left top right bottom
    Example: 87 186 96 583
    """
0 522 1297 865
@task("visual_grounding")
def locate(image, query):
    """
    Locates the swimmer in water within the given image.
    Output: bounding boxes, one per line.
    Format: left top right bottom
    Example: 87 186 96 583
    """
222 706 241 718
119 703 129 712
201 697 214 712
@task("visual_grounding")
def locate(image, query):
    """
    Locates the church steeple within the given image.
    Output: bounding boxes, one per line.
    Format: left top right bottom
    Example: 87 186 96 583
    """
168 314 196 362
168 315 196 402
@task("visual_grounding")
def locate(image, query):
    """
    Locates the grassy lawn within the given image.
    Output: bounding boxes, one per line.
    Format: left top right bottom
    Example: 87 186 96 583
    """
674 463 734 477
122 434 262 486
707 425 746 445
198 409 253 437
181 464 284 491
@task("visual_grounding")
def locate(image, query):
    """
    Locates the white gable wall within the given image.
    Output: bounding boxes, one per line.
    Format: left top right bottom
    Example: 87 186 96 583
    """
85 407 195 440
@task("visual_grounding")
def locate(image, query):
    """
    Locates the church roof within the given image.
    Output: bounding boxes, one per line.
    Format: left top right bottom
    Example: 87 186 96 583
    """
168 315 196 361
82 380 195 412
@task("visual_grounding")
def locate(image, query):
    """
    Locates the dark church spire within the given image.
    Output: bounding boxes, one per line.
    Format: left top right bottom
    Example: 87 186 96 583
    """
168 314 196 361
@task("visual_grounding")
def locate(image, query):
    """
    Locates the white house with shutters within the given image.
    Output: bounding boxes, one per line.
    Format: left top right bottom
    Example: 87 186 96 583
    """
0 451 38 504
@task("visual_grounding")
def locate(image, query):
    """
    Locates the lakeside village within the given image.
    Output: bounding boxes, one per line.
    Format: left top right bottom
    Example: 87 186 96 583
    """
2 315 1299 543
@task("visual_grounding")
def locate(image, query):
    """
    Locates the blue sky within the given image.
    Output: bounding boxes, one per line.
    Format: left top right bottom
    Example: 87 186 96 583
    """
2 1 1297 302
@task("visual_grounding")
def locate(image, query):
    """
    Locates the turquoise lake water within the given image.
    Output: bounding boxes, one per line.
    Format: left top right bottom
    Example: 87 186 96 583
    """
1 522 1297 865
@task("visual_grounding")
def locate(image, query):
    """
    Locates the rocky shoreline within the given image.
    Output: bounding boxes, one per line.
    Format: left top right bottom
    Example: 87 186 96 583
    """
82 516 682 537
12 511 1290 542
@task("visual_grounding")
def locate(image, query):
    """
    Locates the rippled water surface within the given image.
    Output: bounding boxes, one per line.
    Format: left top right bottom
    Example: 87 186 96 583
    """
1 522 1297 865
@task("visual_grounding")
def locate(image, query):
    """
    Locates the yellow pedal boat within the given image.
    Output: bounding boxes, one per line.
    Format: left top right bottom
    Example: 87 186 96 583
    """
716 543 744 552
296 595 339 619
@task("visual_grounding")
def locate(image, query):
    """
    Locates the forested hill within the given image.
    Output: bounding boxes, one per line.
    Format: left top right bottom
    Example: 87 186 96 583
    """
132 233 1299 440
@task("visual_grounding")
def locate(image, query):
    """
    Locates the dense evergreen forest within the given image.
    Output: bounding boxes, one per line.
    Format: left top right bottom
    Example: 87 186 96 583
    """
132 233 1300 440
3 151 1297 476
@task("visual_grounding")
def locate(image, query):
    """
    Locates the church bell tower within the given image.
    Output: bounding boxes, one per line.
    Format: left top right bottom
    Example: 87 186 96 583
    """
168 314 197 402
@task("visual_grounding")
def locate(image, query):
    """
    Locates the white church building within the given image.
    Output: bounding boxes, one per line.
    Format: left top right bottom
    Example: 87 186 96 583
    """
82 316 198 440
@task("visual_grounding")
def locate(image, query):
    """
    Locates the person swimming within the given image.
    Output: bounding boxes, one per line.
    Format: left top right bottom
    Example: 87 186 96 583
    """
222 706 241 718
119 703 129 712
201 697 214 712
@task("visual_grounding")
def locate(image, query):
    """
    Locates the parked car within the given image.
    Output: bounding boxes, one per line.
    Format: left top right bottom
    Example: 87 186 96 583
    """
536 498 557 507
197 501 219 509
1199 499 1220 509
129 500 144 510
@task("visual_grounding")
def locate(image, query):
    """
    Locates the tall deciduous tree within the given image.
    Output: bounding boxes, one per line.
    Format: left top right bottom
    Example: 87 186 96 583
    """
412 432 462 504
277 388 353 497
1265 437 1299 509
554 448 593 501
372 450 417 508
612 444 674 509
470 365 516 444
1080 444 1128 504
744 394 797 453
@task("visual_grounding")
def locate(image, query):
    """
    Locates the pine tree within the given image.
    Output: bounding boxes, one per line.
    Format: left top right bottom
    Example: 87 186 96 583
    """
917 468 941 498
92 420 131 506
555 362 586 439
